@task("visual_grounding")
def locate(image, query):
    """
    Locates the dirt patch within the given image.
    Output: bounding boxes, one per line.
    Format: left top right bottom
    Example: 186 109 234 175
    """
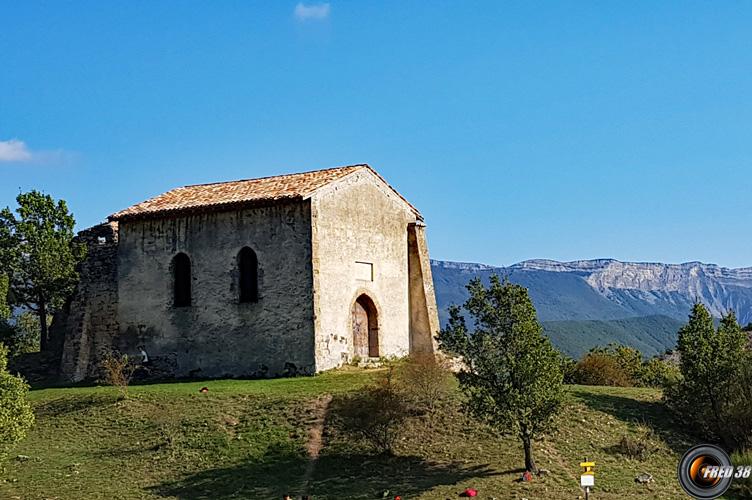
301 393 333 490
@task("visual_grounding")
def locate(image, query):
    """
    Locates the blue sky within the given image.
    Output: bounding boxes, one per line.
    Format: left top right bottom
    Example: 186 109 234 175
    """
2 1 751 268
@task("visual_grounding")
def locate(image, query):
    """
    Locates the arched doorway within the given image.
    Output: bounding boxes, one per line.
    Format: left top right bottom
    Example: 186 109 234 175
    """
352 294 379 358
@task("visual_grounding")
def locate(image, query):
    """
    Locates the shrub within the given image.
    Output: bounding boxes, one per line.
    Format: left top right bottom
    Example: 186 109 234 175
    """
573 352 633 387
394 353 454 412
617 427 657 460
618 435 650 460
608 423 656 461
0 343 35 460
100 351 138 399
639 357 680 388
332 366 410 454
571 344 680 388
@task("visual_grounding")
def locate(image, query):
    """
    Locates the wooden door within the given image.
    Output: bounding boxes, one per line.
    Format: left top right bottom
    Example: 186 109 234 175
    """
352 300 370 357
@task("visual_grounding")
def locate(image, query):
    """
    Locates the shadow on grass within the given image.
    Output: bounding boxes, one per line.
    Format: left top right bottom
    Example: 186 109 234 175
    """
35 393 116 417
148 450 499 499
571 389 692 454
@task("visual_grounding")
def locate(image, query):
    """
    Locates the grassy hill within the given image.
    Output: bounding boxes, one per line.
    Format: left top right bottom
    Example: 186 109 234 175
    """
0 369 740 499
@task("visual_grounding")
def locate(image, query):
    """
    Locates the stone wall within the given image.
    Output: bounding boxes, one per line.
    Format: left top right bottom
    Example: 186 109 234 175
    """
116 201 315 378
310 169 421 370
57 222 120 382
407 222 440 354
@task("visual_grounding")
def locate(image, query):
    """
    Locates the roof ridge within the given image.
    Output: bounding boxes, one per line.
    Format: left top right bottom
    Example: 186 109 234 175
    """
183 163 369 188
108 163 424 222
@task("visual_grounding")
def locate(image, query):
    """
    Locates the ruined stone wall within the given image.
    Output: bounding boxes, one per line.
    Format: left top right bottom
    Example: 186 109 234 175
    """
310 170 419 370
116 201 315 378
58 222 120 382
407 223 440 354
407 222 440 354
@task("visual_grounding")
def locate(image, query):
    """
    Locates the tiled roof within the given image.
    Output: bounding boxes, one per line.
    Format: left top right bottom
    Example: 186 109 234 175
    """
109 164 421 221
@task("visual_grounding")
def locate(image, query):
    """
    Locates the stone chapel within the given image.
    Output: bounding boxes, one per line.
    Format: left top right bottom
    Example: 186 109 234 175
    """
56 164 439 381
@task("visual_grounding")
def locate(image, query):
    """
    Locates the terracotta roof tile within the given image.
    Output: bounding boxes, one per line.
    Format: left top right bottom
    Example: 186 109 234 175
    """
109 164 420 221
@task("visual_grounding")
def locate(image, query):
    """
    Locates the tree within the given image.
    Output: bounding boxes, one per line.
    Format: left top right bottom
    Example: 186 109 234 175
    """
666 304 748 450
0 191 85 351
0 274 10 321
0 342 35 460
603 344 643 382
639 357 680 388
8 312 41 356
438 275 563 473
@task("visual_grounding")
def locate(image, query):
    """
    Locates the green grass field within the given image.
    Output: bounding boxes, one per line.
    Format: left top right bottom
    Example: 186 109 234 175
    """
0 369 742 499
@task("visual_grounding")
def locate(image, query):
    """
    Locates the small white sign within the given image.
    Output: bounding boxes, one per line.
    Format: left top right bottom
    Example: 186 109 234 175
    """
355 261 374 281
581 475 594 487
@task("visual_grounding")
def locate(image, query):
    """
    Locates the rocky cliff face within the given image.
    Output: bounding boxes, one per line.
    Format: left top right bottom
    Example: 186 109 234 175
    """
508 259 752 323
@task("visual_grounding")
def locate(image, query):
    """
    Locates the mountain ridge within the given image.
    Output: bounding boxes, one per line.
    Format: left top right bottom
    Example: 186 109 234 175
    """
432 257 752 275
430 257 752 358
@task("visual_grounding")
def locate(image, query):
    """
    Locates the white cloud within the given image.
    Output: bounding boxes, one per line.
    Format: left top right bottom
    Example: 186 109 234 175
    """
294 2 330 21
0 139 33 162
0 139 73 165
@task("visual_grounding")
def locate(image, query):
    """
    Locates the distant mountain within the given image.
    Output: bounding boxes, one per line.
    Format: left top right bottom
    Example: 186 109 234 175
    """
431 259 752 358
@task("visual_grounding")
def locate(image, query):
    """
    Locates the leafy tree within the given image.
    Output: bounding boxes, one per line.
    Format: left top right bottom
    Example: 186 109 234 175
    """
727 360 752 451
639 357 680 388
666 304 748 450
438 275 563 473
0 275 13 357
607 344 643 381
0 342 35 460
0 191 85 351
8 312 41 356
0 274 9 321
0 277 41 357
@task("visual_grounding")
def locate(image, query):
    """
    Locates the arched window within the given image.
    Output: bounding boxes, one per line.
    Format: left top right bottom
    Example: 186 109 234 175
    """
238 247 258 303
172 252 192 307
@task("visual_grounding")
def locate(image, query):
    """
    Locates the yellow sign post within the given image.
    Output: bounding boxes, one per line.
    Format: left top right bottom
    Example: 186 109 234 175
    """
580 460 595 499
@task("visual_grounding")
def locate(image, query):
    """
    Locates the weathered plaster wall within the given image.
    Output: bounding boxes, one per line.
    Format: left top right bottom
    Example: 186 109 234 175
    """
407 222 440 354
57 222 120 382
310 170 418 370
116 201 315 378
